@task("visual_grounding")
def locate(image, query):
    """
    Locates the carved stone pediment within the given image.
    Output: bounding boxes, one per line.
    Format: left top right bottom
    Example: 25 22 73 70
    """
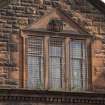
24 9 87 35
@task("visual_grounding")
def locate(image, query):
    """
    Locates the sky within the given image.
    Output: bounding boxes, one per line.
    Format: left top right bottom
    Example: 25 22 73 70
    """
101 0 105 3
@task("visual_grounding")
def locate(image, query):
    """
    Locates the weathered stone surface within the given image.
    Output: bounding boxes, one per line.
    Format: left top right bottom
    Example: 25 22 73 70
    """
0 0 105 91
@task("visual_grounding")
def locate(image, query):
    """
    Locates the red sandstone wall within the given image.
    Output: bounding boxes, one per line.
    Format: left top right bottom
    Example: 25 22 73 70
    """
0 0 105 91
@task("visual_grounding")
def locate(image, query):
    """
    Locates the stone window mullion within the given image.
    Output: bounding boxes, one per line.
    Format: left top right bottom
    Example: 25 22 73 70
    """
86 38 92 91
24 37 28 88
44 36 49 90
20 35 26 88
64 37 70 91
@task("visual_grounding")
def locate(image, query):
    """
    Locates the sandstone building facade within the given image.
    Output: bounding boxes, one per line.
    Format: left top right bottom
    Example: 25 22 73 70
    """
0 0 105 104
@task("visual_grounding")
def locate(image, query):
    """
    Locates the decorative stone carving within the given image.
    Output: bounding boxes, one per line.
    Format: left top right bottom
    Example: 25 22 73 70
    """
17 18 28 29
0 89 104 105
48 18 63 32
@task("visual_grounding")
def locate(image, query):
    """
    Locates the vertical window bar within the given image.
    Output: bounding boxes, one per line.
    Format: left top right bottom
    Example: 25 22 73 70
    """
48 37 64 90
27 36 44 89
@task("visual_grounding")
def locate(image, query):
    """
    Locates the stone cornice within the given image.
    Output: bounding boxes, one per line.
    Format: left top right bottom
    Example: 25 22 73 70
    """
22 29 93 39
0 89 105 104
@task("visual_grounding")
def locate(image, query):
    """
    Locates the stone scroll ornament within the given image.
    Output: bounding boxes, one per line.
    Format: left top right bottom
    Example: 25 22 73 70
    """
17 18 28 29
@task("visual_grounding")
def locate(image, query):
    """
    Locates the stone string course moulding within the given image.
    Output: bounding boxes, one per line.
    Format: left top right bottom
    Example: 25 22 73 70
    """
0 0 105 94
0 89 104 105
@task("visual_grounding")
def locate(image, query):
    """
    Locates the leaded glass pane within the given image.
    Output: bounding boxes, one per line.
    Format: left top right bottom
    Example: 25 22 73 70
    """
27 36 44 89
71 40 88 91
72 41 82 58
49 38 64 90
71 59 82 90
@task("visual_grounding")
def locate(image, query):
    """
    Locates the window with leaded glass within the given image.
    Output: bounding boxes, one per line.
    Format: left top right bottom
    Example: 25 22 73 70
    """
24 35 89 91
48 38 64 90
70 40 88 91
26 36 44 89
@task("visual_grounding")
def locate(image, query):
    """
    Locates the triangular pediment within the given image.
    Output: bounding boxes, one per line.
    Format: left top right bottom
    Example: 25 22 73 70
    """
25 9 87 34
